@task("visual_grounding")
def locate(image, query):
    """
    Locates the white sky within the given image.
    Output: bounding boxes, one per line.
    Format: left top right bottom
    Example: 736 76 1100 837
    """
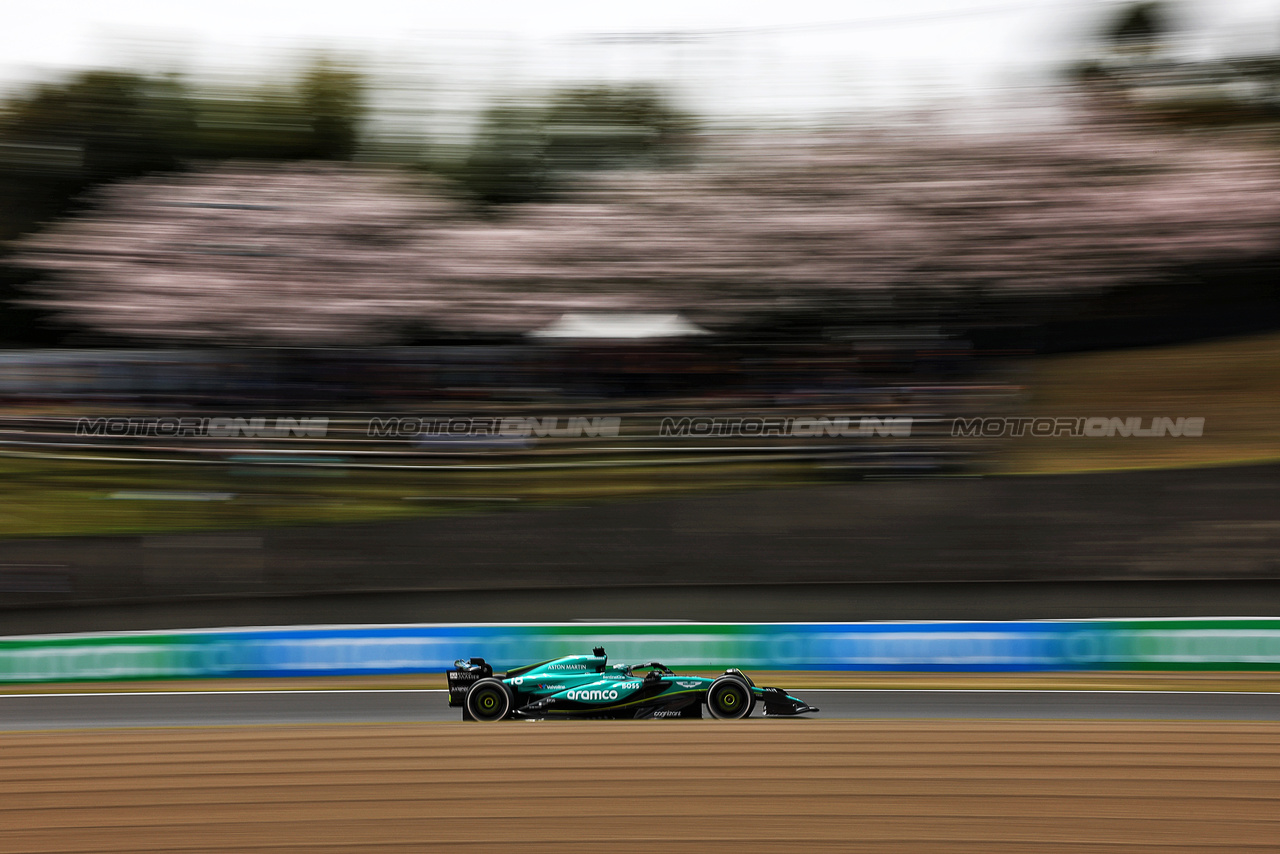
3 0 1277 123
5 1 1089 70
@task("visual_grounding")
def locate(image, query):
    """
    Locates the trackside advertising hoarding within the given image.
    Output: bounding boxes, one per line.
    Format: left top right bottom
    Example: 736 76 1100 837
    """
2 620 1280 683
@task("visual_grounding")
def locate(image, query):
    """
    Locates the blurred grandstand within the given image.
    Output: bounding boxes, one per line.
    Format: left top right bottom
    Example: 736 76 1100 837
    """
0 332 1013 479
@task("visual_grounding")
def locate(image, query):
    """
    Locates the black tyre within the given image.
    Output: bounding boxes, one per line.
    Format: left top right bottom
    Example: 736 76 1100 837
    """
465 678 513 722
721 671 757 715
706 675 753 720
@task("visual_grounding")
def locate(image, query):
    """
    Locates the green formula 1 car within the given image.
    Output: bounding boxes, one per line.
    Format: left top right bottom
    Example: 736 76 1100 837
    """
447 646 818 721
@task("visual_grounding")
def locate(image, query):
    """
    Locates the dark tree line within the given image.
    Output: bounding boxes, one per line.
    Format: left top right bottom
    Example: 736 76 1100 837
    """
460 85 696 205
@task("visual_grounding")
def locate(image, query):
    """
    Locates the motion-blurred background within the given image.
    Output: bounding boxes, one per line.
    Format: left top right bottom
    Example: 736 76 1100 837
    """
0 0 1278 632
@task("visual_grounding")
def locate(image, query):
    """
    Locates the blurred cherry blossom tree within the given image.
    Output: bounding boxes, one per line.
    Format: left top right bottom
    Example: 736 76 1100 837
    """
16 123 1280 345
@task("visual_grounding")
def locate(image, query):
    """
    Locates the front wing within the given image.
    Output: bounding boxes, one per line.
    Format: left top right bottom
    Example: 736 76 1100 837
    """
759 686 819 716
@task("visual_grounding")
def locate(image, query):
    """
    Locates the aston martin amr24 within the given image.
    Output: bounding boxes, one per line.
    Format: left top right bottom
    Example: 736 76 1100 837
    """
447 647 817 721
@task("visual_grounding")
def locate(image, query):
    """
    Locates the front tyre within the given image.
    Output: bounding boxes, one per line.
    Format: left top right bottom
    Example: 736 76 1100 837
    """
465 678 513 722
706 675 752 720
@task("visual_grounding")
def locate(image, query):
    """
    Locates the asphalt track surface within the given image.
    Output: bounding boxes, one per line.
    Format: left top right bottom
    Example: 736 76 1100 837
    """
3 688 1280 730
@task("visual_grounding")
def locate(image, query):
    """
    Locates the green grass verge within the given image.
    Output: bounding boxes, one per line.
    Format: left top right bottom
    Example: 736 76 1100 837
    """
0 453 814 538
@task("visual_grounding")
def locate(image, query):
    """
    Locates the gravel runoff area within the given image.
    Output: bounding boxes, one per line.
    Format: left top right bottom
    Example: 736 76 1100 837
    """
3 721 1278 853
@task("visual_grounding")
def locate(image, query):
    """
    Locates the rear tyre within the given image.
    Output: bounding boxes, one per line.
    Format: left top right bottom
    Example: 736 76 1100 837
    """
706 675 752 720
465 678 513 722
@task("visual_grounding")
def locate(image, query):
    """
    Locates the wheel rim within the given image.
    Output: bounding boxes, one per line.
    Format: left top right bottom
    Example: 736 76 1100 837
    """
714 683 746 717
471 686 507 720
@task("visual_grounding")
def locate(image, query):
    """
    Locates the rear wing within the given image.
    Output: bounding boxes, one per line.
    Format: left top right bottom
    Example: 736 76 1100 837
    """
447 658 493 707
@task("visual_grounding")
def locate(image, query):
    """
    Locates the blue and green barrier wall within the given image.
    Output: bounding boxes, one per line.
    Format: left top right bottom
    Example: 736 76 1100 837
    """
3 619 1280 683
